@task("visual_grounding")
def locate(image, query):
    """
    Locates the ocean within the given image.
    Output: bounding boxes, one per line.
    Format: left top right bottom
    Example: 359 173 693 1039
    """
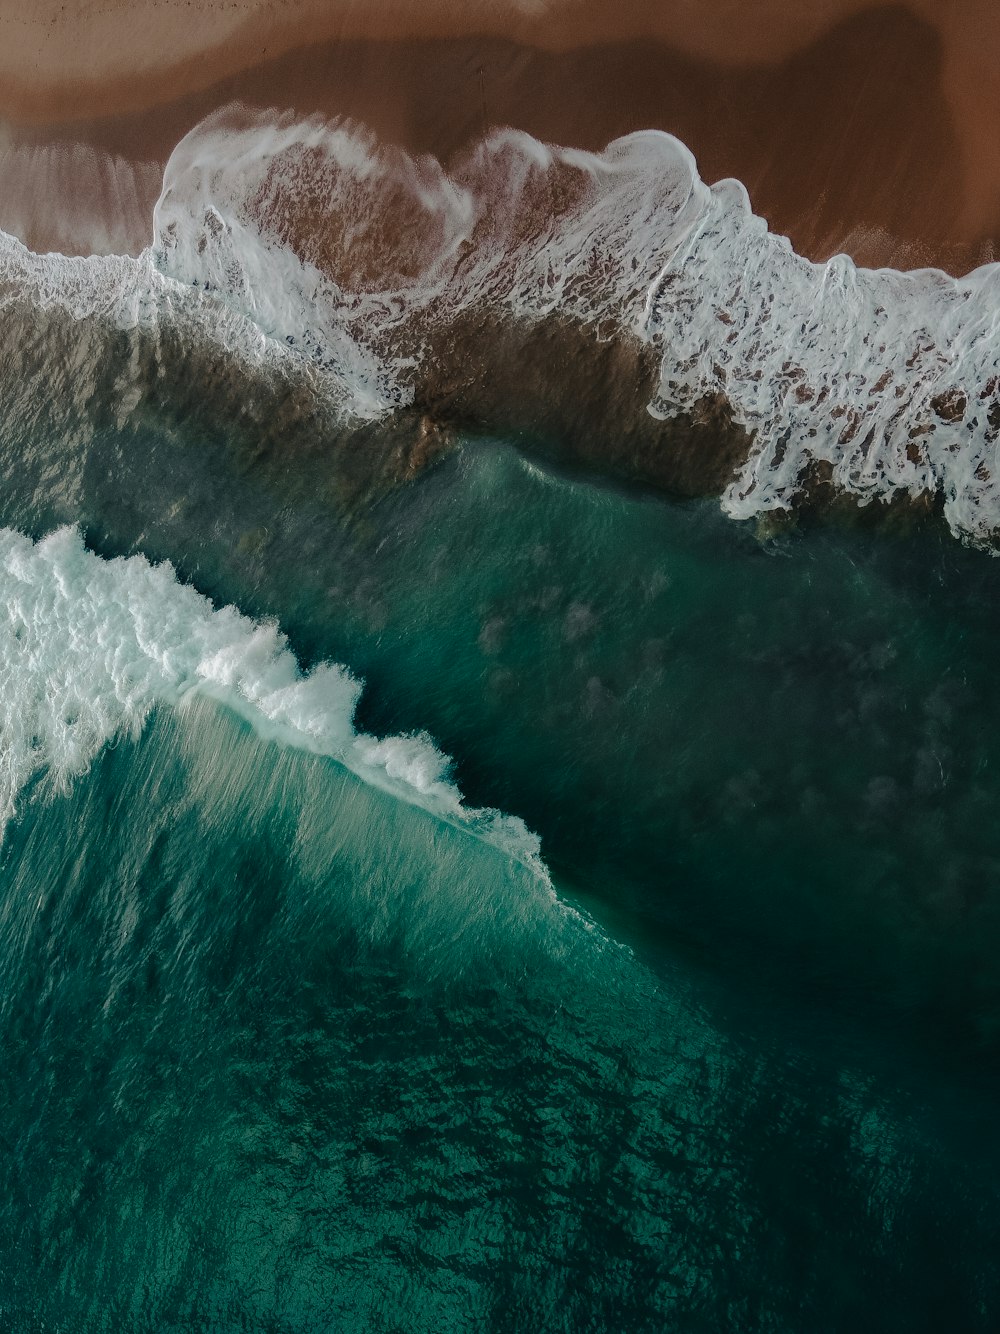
1 108 999 1330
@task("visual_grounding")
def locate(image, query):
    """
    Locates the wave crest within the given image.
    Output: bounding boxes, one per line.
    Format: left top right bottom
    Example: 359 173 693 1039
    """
6 106 1000 544
0 525 543 873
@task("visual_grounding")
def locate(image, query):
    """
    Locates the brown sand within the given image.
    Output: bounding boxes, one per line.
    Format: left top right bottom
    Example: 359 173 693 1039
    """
0 1 997 271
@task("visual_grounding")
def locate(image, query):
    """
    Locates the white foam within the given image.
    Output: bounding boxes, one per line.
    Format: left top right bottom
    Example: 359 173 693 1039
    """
639 177 1000 543
144 109 1000 544
153 110 411 416
0 526 543 872
149 111 703 419
0 155 393 425
6 107 1000 542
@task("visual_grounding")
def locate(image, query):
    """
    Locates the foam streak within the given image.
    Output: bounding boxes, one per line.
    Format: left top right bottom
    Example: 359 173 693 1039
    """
0 527 542 869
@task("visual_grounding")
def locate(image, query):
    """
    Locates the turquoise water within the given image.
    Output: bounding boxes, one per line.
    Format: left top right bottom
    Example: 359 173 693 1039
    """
2 696 998 1331
5 96 1000 1329
0 398 999 1327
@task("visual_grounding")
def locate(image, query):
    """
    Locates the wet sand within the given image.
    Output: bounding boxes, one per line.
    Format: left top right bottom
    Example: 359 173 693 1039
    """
0 1 996 271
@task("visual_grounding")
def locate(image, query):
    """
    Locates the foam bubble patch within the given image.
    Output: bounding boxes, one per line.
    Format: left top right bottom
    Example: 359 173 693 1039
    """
149 109 1000 544
8 107 1000 542
0 527 543 872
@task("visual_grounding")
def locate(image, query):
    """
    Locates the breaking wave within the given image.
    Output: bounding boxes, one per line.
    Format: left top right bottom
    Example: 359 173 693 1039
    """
0 525 543 873
7 105 1000 542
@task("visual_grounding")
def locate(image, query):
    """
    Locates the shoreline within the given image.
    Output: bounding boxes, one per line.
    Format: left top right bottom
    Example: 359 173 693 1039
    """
0 2 997 272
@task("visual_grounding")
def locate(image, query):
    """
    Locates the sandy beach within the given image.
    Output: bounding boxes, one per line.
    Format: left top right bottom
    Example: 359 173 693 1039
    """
0 0 996 271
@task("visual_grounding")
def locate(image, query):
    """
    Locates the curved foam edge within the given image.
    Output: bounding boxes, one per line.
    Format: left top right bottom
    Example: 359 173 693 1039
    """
7 107 1000 543
146 108 1000 547
0 525 547 880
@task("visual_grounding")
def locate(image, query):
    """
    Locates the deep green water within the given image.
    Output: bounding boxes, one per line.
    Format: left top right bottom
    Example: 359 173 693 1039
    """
2 404 1000 1327
2 691 997 1333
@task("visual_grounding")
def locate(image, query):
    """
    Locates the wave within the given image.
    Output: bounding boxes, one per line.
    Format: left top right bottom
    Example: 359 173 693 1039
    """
7 105 1000 543
0 525 544 874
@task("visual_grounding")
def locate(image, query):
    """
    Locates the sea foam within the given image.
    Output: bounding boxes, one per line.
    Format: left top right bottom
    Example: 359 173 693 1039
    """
0 526 542 871
148 108 1000 545
6 107 1000 542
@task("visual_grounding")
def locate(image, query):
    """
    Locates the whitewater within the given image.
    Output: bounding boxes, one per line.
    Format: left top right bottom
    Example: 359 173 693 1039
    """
4 106 1000 542
0 525 548 876
5 108 1000 1330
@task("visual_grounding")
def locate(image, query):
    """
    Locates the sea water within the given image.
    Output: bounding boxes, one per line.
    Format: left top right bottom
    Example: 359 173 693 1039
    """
1 110 1000 1331
0 435 996 1329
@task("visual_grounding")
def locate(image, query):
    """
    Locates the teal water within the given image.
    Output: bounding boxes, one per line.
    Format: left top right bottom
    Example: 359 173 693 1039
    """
2 698 998 1331
2 373 1000 1325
